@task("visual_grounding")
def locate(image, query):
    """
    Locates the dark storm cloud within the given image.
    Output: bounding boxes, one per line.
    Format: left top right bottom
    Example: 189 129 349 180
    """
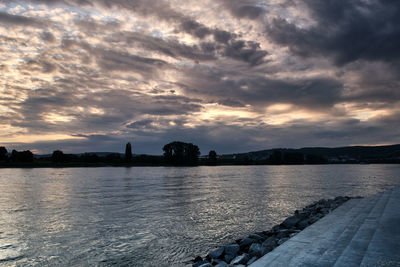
23 59 57 73
143 100 202 116
213 30 234 44
223 40 268 66
22 0 269 65
266 0 400 66
96 49 167 75
181 19 212 39
108 29 267 65
105 31 216 61
217 98 245 107
126 119 154 130
328 61 400 107
222 0 264 20
0 11 45 27
176 19 268 65
180 66 343 109
41 31 56 42
74 17 121 32
60 38 169 77
10 80 203 135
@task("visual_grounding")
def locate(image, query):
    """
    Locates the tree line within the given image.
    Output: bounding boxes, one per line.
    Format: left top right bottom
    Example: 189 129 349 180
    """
0 147 34 162
0 142 206 167
0 142 329 167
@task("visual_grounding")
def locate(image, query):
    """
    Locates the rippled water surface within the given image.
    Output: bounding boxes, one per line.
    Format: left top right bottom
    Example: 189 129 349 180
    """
1 165 400 266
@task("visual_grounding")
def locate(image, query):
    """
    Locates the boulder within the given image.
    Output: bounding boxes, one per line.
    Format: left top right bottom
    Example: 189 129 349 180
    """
309 215 320 224
249 233 264 242
214 262 228 267
262 237 277 249
224 253 235 263
207 247 224 260
297 219 310 230
321 208 330 214
239 237 254 250
193 256 203 262
272 225 283 233
281 216 300 229
288 228 301 234
289 232 298 238
193 260 209 267
262 230 274 237
224 244 240 256
249 243 263 257
230 253 249 265
294 210 309 220
262 245 274 254
211 259 228 267
275 229 290 239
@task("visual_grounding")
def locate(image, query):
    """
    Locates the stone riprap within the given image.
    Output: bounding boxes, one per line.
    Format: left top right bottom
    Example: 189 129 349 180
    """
192 196 357 267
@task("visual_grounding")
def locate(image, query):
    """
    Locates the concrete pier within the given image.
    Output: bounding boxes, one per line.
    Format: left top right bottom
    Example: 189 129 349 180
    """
250 187 400 267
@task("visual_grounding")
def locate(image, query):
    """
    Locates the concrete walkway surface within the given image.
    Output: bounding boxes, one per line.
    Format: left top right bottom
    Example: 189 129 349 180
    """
250 186 400 267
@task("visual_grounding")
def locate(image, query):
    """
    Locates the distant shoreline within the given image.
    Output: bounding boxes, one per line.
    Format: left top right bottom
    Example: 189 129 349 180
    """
1 143 400 168
1 162 399 169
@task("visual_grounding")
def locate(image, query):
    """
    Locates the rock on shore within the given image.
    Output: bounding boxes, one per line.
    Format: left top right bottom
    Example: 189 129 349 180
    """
192 196 356 267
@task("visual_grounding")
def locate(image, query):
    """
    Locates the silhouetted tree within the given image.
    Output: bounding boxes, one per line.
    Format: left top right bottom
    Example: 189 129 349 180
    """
52 150 65 163
283 152 304 164
10 150 18 162
80 153 99 163
305 154 328 164
136 154 163 166
0 147 7 161
105 153 122 164
269 150 283 164
10 150 34 162
208 150 217 165
163 141 200 166
125 142 133 162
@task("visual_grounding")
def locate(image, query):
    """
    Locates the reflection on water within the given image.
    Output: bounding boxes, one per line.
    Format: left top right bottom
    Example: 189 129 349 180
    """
0 165 399 266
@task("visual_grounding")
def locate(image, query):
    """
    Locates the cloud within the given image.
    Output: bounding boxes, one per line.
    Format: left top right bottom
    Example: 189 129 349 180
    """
126 119 154 130
1 0 399 154
223 40 268 66
213 30 235 44
74 17 121 32
8 113 400 155
0 11 44 27
105 30 216 61
222 0 265 20
41 31 56 42
59 39 169 77
178 65 343 110
95 49 168 75
20 0 269 65
265 0 400 66
217 99 245 108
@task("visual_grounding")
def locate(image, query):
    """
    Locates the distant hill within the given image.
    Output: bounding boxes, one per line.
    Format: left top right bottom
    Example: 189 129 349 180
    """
221 144 400 164
28 144 400 165
34 152 124 159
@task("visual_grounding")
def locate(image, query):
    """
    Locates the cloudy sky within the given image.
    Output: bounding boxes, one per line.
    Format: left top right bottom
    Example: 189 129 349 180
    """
0 0 399 155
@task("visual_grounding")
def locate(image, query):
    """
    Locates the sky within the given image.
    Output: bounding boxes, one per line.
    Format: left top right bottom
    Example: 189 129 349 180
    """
0 0 399 155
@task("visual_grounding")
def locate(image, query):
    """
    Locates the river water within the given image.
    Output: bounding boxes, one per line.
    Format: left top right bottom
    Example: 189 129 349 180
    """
0 165 399 266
